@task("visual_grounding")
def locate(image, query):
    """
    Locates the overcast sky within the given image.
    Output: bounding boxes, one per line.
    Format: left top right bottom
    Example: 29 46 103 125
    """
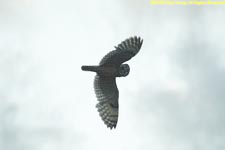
1 1 225 150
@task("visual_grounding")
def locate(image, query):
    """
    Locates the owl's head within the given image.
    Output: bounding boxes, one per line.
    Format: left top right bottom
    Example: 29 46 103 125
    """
118 64 130 77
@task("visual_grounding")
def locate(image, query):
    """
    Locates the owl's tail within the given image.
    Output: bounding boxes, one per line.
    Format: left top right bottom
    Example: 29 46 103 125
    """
81 65 99 72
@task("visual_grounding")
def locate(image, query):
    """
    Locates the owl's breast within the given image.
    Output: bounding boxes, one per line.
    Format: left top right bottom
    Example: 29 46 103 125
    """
97 65 118 77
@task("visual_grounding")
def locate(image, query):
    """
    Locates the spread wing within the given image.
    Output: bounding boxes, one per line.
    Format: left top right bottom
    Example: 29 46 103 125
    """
99 36 143 66
94 75 119 129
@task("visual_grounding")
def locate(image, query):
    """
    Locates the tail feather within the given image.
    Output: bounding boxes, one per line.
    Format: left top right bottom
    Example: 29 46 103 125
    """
81 65 99 72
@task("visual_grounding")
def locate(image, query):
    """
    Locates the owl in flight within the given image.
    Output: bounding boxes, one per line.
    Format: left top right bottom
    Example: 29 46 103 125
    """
81 36 143 129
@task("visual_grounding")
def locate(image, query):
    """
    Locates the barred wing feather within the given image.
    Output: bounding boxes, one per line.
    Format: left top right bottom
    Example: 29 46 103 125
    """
94 75 119 129
99 36 143 66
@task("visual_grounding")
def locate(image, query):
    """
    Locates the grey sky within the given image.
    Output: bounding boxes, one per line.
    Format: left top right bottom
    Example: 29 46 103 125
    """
1 0 225 150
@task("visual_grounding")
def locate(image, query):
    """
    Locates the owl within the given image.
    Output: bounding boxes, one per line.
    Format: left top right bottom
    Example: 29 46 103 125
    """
81 36 143 129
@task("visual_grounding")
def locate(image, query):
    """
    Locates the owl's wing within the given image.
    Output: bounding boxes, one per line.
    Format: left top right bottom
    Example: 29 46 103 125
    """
99 36 143 66
94 75 119 129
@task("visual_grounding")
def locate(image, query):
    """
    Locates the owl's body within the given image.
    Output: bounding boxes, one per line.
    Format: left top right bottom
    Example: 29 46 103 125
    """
82 64 129 77
81 36 143 129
